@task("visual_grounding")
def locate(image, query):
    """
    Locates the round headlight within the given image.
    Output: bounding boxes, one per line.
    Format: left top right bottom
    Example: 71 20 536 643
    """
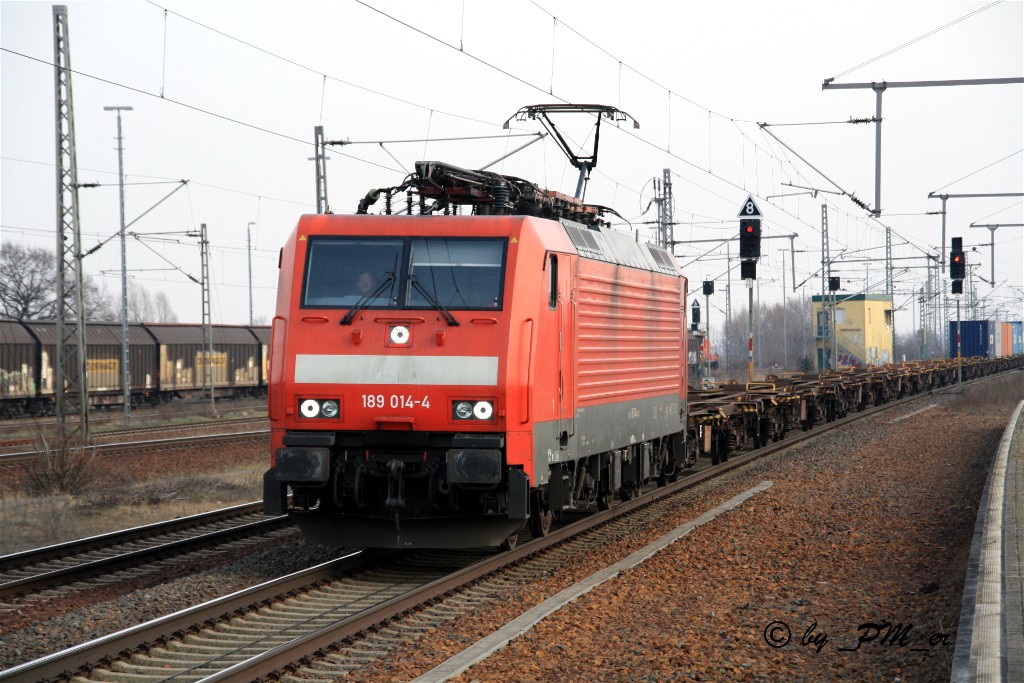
389 325 410 344
455 401 474 419
320 400 339 418
300 399 320 418
473 401 493 420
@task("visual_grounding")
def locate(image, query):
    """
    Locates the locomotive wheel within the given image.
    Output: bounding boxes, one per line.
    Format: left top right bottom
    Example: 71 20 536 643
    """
529 491 553 537
619 483 640 501
596 490 611 511
501 526 524 551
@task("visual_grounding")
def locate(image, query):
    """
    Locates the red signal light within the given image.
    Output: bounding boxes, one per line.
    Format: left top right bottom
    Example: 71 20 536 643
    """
953 255 962 263
739 217 761 260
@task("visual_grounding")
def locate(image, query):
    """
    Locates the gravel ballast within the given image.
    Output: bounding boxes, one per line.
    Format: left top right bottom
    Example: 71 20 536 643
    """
1 375 1020 680
346 378 1021 682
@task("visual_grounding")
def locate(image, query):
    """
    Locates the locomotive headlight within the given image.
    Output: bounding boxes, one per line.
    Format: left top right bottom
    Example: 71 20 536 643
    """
320 400 339 418
298 398 341 419
300 399 320 418
389 325 410 345
473 401 493 420
452 399 495 421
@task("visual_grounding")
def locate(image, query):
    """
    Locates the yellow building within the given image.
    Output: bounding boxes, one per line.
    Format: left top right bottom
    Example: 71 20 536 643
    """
811 294 893 371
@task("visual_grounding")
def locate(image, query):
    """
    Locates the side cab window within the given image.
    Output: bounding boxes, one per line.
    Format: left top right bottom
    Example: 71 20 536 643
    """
548 253 558 309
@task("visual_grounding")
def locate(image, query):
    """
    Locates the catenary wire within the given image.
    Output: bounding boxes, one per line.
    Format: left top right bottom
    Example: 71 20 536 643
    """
931 149 1023 193
0 47 404 176
829 0 1005 81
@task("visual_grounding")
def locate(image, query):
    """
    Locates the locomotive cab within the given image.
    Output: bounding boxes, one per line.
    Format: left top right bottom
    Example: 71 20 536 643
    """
265 215 548 547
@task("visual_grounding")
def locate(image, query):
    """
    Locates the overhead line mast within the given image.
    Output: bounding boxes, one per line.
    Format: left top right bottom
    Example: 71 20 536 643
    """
822 77 1024 217
52 5 89 444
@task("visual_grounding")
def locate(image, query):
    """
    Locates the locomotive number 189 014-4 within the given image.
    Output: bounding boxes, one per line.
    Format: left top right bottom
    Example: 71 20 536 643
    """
361 394 431 409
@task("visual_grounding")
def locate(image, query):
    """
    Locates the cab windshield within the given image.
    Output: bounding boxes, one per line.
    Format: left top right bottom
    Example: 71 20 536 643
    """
302 236 506 310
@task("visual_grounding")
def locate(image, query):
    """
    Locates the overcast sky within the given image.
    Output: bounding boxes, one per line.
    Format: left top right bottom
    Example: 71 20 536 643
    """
2 0 1022 333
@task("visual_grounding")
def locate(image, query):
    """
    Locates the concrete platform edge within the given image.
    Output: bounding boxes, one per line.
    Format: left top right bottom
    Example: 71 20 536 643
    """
951 399 1024 683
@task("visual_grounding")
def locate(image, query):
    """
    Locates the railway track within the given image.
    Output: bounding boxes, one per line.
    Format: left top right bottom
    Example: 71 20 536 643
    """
90 416 267 442
4 373 992 682
0 429 270 467
0 398 266 432
0 502 292 603
0 415 268 452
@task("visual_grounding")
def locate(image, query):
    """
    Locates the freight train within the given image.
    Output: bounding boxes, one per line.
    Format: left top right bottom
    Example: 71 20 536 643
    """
0 320 269 417
263 160 1024 550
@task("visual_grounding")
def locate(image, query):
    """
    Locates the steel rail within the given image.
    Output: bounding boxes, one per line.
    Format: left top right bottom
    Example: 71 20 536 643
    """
0 430 270 465
0 517 292 600
89 417 268 442
0 398 267 429
0 551 380 682
1 501 264 567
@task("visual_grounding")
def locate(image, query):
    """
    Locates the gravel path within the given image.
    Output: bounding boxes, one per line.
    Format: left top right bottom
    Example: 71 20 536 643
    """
1 374 1019 680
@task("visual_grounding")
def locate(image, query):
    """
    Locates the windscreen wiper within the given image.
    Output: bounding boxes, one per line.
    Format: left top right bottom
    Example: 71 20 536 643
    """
340 272 395 325
409 276 460 326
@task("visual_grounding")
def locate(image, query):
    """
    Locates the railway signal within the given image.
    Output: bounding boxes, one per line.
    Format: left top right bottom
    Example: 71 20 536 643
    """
691 299 700 330
829 276 840 292
737 195 763 266
739 219 762 259
736 196 763 383
950 237 966 281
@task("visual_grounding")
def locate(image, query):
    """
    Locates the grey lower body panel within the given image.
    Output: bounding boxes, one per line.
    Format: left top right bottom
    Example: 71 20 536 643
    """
532 393 684 484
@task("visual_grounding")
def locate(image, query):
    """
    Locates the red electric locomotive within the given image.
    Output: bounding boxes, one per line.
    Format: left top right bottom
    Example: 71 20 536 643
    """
264 162 690 548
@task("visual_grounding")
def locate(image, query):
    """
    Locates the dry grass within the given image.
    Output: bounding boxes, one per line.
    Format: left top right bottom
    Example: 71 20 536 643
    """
1 406 269 554
0 461 264 555
950 371 1024 414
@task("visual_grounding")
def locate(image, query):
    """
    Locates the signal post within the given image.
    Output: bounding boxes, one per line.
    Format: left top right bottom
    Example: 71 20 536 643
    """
703 279 714 385
738 196 762 383
950 237 966 393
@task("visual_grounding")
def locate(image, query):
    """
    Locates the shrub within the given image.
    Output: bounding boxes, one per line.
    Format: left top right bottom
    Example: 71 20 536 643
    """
24 432 98 496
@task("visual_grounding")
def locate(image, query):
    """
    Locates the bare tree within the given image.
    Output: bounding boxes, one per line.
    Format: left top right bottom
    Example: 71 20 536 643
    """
0 242 56 319
127 283 179 322
126 281 155 322
153 291 178 323
714 292 816 378
0 242 116 321
84 279 117 322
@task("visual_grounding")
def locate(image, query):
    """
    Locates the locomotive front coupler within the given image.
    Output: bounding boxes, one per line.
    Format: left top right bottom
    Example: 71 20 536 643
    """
384 459 406 509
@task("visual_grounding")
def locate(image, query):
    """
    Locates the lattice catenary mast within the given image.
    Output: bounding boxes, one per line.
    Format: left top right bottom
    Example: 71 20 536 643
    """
53 5 89 444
